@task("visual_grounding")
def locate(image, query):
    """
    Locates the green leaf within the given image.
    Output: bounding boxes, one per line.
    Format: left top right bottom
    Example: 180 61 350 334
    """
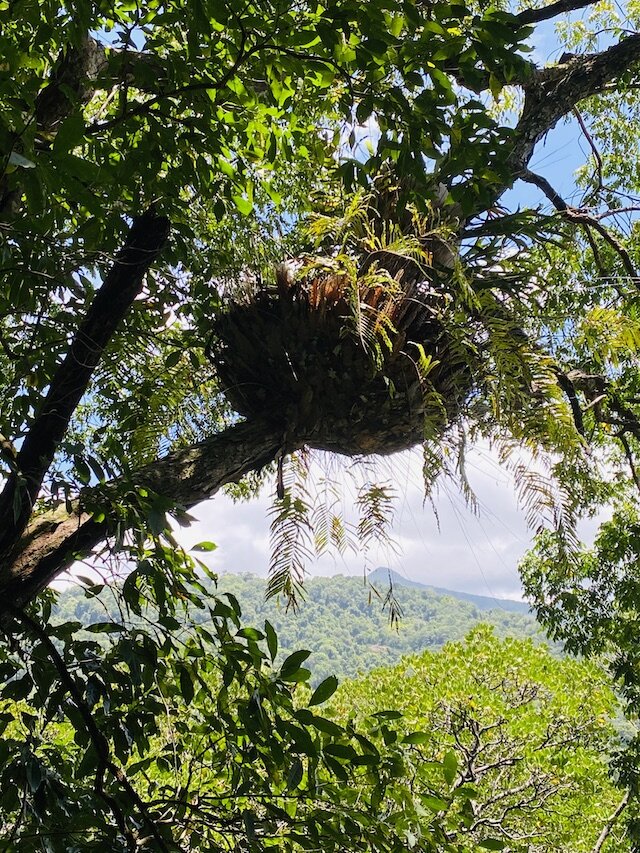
295 710 343 736
73 456 92 485
242 809 257 841
232 195 253 215
237 627 264 641
442 749 458 785
76 744 99 779
281 667 311 683
420 794 450 811
478 840 506 850
280 649 311 678
165 349 181 368
26 760 42 792
402 731 431 744
53 113 85 153
265 620 278 661
309 675 338 706
286 757 304 790
179 665 194 704
86 622 125 633
192 541 217 552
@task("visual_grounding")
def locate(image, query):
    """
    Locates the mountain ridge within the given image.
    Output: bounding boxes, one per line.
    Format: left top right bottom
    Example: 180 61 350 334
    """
367 567 530 614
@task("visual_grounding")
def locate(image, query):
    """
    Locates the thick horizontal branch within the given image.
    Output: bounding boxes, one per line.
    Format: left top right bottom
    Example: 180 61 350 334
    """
35 34 109 132
507 33 640 181
1 418 289 613
0 211 170 561
516 0 600 26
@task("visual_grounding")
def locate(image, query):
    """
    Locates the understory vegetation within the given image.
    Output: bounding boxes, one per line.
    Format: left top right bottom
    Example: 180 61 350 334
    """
53 571 541 684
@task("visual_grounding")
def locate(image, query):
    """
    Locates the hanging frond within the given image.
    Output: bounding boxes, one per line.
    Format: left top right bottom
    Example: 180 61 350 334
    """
266 454 314 608
496 440 581 561
368 568 405 629
356 481 398 556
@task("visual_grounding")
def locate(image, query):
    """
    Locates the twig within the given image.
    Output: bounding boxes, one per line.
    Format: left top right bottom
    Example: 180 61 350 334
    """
592 206 640 220
555 372 585 435
573 107 603 201
617 433 640 495
88 26 253 134
591 789 631 853
521 169 639 282
520 170 569 211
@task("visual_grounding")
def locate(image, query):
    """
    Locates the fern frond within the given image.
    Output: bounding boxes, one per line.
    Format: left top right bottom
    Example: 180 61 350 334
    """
355 481 398 554
266 454 314 608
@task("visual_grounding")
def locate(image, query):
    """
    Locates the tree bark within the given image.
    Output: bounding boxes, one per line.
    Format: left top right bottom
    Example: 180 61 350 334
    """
0 419 291 615
506 34 640 187
0 211 170 560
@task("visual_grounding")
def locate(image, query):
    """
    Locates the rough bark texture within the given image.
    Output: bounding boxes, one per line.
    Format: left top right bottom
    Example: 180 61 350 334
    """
0 211 170 560
507 35 640 182
0 420 289 614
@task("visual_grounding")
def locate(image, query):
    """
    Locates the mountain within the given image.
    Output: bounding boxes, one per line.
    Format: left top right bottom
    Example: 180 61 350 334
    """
367 567 531 614
211 572 544 684
52 571 544 686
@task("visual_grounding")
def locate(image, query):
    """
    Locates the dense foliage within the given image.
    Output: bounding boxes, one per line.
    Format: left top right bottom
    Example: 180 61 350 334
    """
1 577 468 852
4 0 640 847
330 627 631 851
51 571 541 685
1 594 628 851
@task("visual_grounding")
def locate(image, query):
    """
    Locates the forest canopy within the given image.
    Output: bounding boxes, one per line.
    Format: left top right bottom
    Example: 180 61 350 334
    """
4 0 640 848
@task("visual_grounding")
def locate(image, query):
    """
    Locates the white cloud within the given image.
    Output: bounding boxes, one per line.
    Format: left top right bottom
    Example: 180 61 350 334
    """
176 439 611 603
175 443 589 602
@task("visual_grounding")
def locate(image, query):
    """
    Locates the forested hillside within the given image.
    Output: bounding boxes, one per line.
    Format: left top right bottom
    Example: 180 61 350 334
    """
54 571 542 684
215 574 542 683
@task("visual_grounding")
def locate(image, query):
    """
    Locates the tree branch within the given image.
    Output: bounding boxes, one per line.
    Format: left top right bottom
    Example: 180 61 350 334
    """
591 789 631 853
617 433 640 494
516 0 601 26
501 33 640 201
34 35 109 132
521 169 639 281
0 418 290 613
0 211 170 561
573 106 604 201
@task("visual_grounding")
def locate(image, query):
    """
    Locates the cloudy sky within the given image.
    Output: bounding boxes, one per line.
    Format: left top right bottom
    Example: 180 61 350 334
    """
174 438 607 603
176 446 526 601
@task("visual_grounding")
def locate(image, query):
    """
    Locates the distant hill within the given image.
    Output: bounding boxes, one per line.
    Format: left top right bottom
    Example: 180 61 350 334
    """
367 567 531 614
52 571 545 686
211 572 544 684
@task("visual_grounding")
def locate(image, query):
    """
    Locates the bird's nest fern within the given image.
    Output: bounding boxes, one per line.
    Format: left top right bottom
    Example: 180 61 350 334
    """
210 236 473 456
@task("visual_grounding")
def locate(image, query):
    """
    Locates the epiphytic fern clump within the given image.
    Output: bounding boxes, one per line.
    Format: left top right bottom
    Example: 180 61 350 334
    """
210 246 473 456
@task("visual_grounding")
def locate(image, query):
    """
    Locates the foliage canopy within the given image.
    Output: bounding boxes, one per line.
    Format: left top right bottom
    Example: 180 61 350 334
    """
4 0 640 847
